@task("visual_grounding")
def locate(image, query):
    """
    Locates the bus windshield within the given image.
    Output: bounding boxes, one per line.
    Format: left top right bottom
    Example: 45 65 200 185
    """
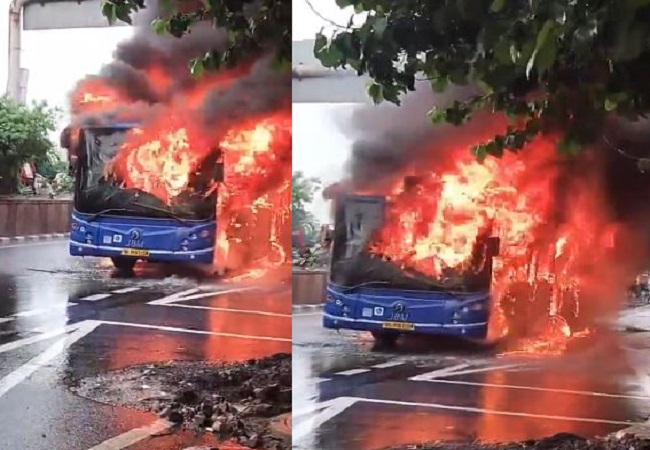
329 195 494 292
74 126 218 221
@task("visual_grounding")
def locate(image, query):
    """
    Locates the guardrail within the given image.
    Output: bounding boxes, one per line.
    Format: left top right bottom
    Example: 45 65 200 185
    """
0 197 72 237
292 269 328 304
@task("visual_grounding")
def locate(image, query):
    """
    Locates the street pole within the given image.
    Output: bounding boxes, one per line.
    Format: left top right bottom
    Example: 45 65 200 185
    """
7 0 29 102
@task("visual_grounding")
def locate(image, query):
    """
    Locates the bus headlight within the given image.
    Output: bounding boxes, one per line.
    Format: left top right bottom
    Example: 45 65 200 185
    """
189 233 197 240
181 238 190 246
200 230 210 239
85 233 93 243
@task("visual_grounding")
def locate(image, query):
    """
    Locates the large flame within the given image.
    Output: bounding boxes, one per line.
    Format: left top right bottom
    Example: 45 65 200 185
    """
68 58 291 275
354 136 615 354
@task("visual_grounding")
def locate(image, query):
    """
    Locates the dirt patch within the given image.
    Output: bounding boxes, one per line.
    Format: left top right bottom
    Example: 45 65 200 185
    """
73 353 291 449
382 433 650 450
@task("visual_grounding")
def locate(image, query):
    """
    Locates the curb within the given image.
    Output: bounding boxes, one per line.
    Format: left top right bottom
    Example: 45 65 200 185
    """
0 232 70 245
292 303 325 312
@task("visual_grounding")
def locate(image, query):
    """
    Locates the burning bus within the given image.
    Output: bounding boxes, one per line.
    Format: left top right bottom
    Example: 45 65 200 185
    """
323 191 500 346
321 137 624 349
62 124 224 272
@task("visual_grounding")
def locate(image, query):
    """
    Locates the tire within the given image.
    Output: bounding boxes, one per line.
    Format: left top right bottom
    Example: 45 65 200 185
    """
371 331 399 347
111 257 137 273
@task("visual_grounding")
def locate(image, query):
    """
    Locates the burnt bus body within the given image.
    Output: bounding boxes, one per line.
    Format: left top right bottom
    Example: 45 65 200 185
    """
64 124 223 273
323 194 500 346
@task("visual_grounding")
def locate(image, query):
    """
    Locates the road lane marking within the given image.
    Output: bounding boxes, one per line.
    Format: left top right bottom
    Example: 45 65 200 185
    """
408 363 471 381
413 379 650 400
86 419 172 450
409 362 525 381
0 320 99 398
293 397 357 443
0 241 65 250
153 303 291 318
334 368 371 376
148 286 256 306
371 361 404 369
111 287 141 294
13 303 78 318
0 318 14 324
0 323 83 354
80 293 112 302
355 396 636 425
96 320 291 342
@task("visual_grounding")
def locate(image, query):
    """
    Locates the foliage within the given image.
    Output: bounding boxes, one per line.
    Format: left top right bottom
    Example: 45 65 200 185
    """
36 150 68 181
101 0 291 73
0 97 59 193
292 171 321 240
316 0 650 160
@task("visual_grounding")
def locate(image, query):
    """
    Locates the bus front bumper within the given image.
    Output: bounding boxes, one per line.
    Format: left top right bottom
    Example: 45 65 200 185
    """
69 241 214 264
322 312 489 339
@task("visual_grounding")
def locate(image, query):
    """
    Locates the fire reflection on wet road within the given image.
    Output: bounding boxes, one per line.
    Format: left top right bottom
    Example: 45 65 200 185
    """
293 311 650 450
0 240 290 450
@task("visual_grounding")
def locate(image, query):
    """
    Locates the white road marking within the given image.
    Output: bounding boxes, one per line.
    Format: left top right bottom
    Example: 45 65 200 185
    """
79 293 112 302
409 363 471 381
0 317 15 324
148 286 256 306
371 361 404 369
334 368 371 376
0 323 83 354
13 303 78 318
0 241 65 250
154 303 291 318
0 320 99 398
409 362 524 381
86 419 172 450
97 320 291 342
111 287 141 294
293 397 357 442
356 396 636 425
416 379 650 400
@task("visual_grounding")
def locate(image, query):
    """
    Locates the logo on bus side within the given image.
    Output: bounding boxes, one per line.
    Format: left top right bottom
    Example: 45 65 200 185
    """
129 229 144 248
392 303 408 321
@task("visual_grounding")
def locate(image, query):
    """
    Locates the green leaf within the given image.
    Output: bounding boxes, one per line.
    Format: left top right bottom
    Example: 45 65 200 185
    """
427 107 447 123
367 82 384 104
190 58 205 78
432 77 448 93
151 18 169 35
314 33 328 55
318 44 345 68
526 20 558 76
490 0 506 12
101 2 117 25
473 144 488 162
374 17 387 38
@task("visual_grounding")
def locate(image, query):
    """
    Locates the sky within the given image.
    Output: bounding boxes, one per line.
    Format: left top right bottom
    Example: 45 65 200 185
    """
0 0 133 142
292 0 364 224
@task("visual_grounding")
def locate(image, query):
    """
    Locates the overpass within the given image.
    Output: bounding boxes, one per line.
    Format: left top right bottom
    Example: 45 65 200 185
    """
7 0 136 101
292 39 370 104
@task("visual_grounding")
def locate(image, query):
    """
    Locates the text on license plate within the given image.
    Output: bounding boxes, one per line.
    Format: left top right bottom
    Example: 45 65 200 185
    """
121 248 150 257
382 321 415 331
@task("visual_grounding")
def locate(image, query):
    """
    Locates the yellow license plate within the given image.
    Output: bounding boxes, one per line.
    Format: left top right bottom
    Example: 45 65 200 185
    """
382 321 415 331
121 248 150 257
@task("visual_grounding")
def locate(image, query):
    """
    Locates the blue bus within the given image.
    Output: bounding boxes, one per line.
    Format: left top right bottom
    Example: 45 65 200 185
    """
323 194 499 346
64 124 223 272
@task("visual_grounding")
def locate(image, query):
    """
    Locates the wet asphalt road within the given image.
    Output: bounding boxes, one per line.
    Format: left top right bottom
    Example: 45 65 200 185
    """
0 239 291 450
293 311 650 450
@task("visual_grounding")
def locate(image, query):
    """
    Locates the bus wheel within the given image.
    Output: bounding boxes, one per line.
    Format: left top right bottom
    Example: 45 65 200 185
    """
371 331 399 347
111 257 136 273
